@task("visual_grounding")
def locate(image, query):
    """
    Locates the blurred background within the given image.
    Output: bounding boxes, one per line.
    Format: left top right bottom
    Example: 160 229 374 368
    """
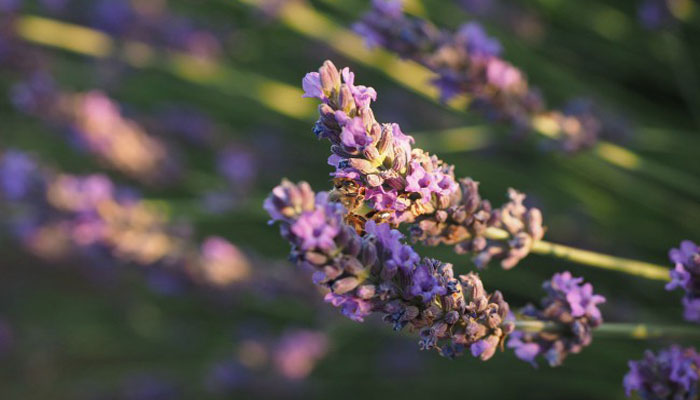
1 0 699 398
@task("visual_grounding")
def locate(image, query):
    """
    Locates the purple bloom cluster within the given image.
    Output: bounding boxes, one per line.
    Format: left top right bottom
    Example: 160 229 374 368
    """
305 60 458 225
354 0 624 153
624 346 700 399
666 240 700 323
508 271 605 367
265 180 514 359
0 149 254 290
305 61 544 270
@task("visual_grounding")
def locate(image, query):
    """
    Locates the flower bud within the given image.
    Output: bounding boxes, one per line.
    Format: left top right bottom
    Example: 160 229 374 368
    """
346 158 376 174
340 255 366 275
338 84 356 114
360 240 378 267
320 60 341 95
333 277 360 294
369 123 382 143
363 146 381 163
376 124 393 155
357 284 376 299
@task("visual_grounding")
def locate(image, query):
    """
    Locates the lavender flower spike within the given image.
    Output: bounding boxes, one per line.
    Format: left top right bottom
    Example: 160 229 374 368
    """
624 346 700 399
665 240 700 323
355 1 624 153
305 60 544 270
507 271 605 367
265 180 514 359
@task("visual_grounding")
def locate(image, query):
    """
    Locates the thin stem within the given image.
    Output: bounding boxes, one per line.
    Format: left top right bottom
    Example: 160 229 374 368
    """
484 228 670 281
514 320 700 339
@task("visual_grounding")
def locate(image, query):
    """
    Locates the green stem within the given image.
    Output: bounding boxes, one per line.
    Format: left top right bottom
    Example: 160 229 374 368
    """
514 320 700 339
484 228 670 281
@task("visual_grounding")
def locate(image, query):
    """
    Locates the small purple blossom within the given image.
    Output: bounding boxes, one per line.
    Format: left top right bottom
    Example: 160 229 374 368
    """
302 71 324 99
290 209 340 251
339 116 373 151
324 292 372 322
372 0 403 19
456 22 502 57
0 150 38 200
408 262 447 302
624 346 700 399
508 271 605 367
405 162 436 203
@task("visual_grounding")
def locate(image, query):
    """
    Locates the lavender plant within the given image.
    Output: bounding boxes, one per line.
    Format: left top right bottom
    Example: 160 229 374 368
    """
508 272 605 367
264 179 513 359
304 60 544 270
624 346 700 399
354 0 618 153
666 241 700 323
262 60 700 366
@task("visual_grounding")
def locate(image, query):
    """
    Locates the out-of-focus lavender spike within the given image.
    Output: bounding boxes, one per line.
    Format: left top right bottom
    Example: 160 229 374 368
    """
666 240 700 323
624 345 700 399
272 329 329 380
0 149 260 295
355 1 631 153
508 271 606 367
265 180 514 359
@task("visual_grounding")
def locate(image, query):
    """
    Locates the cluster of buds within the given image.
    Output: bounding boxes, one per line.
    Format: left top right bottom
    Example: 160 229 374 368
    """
666 240 700 323
305 60 459 225
508 272 606 367
354 0 625 153
264 180 514 359
410 179 544 270
306 60 544 270
624 346 700 399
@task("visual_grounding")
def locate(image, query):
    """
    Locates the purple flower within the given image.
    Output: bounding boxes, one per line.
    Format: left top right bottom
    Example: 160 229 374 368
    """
290 209 339 251
364 220 403 249
509 271 605 367
267 181 513 360
665 240 700 323
217 147 256 186
0 150 38 200
372 0 403 19
302 71 324 99
434 173 458 197
341 67 377 109
386 243 420 274
405 162 436 203
91 0 133 35
550 272 606 320
456 22 502 57
339 116 373 151
507 331 540 365
486 58 522 90
408 262 447 302
324 292 372 322
624 346 700 398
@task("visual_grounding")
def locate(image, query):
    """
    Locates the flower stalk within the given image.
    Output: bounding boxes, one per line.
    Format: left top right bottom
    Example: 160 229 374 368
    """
515 321 700 340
